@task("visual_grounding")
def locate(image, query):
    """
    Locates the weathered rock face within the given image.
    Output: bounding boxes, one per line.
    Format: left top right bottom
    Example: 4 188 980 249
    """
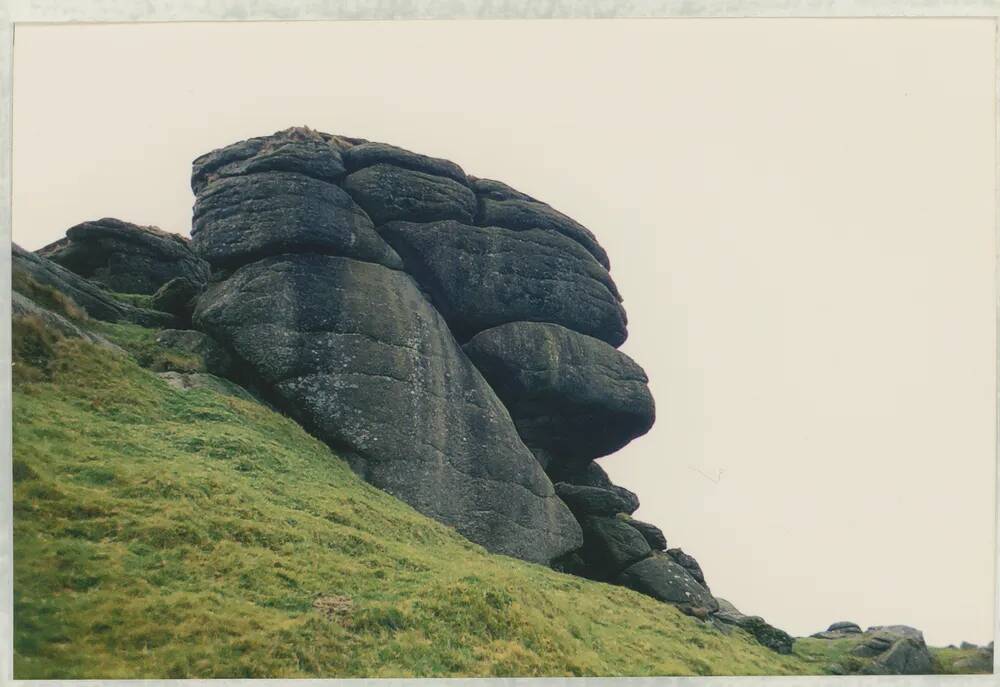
344 165 476 226
194 252 581 564
463 322 653 464
667 548 710 590
577 515 652 581
379 221 627 346
192 171 401 270
13 244 173 327
37 218 209 294
623 518 668 551
616 553 719 613
191 127 349 195
554 483 636 518
475 195 610 269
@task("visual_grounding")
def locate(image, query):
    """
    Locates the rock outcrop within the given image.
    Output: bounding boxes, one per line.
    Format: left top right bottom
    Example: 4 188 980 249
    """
37 218 209 294
713 598 794 654
21 125 812 655
189 128 583 565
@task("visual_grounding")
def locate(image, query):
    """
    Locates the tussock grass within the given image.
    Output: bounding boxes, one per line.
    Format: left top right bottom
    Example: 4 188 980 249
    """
13 323 825 679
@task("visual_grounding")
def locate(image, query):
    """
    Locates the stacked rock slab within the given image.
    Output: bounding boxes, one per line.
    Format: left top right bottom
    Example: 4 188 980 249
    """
189 127 581 565
37 217 209 294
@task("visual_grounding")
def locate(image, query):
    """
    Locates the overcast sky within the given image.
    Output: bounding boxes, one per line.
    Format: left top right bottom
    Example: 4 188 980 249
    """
12 18 997 646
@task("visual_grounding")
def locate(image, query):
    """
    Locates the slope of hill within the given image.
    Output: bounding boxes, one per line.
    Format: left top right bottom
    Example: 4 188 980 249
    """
12 301 827 679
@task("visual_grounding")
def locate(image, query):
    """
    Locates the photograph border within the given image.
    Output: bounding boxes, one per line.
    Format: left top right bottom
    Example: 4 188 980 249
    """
2 2 999 686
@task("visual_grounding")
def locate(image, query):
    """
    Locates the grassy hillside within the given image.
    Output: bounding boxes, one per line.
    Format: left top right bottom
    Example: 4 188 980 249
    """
11 304 834 679
13 297 984 678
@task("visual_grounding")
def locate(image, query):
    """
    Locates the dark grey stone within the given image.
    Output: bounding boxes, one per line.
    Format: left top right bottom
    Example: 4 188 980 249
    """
193 252 581 564
13 244 173 327
36 218 209 295
866 625 925 643
713 610 795 654
554 482 636 517
343 164 476 226
379 220 627 346
873 638 934 675
666 547 709 589
192 171 401 270
546 460 640 515
616 553 718 612
463 322 653 463
829 621 862 633
191 126 347 194
476 196 610 269
577 515 652 580
343 142 468 185
623 518 667 551
468 176 538 202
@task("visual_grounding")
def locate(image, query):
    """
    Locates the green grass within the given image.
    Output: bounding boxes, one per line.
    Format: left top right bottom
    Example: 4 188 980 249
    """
11 313 834 679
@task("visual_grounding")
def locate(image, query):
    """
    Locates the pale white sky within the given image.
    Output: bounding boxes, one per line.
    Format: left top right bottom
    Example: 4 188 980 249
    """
12 18 997 646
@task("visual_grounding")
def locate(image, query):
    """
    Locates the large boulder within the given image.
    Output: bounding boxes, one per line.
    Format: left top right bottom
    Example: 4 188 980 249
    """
194 252 581 564
616 553 718 613
343 164 476 226
36 218 209 294
463 322 653 463
379 221 627 346
577 515 651 580
13 244 172 327
191 171 401 270
851 630 934 675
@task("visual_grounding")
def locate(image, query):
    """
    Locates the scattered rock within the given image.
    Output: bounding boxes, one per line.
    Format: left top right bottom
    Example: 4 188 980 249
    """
194 252 581 564
711 598 794 654
616 553 718 612
37 217 209 294
960 641 979 650
343 164 476 225
464 322 653 463
952 650 993 673
379 221 626 346
866 625 925 643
